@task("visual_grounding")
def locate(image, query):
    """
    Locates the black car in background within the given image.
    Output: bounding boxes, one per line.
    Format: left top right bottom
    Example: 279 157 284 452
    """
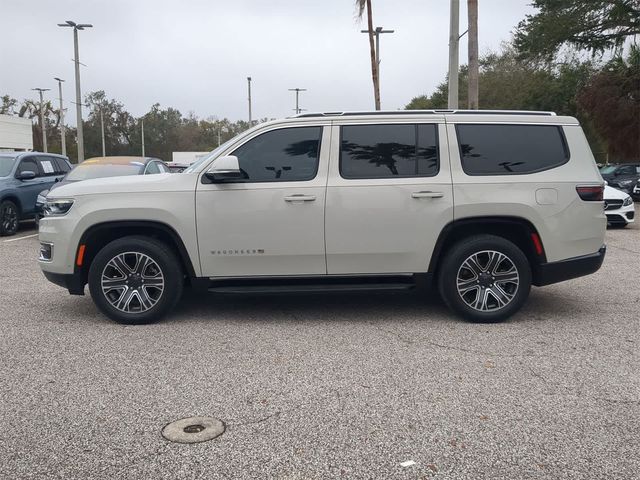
600 163 640 195
36 156 170 223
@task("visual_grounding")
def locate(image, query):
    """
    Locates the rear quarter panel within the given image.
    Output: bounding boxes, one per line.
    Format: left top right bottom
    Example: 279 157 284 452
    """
447 119 606 262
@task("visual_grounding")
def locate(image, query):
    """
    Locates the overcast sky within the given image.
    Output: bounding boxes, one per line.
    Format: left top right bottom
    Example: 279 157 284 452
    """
1 0 535 123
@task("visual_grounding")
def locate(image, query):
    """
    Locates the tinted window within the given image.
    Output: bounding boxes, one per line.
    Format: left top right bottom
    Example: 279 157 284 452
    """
340 124 439 179
16 157 39 177
617 165 637 175
230 127 322 182
54 158 71 173
157 162 170 173
37 156 58 176
457 124 568 175
144 161 161 174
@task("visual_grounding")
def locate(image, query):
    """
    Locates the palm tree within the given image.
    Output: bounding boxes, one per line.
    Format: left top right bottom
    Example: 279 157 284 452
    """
356 0 380 110
467 0 479 109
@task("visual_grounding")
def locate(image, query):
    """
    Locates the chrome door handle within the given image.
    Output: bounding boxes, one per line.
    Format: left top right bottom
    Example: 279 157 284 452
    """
412 191 444 199
284 194 316 202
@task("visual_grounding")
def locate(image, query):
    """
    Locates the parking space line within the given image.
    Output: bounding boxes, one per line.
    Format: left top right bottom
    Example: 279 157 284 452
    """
3 233 38 243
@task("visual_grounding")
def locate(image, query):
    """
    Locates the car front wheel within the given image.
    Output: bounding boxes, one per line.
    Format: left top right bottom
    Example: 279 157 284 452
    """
88 236 183 324
438 235 532 323
0 200 19 236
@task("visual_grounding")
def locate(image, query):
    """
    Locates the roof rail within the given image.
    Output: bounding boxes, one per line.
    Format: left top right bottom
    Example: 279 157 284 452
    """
293 109 557 118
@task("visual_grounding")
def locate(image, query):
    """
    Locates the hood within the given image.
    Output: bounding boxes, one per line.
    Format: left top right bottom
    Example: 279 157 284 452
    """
48 172 198 198
604 185 630 200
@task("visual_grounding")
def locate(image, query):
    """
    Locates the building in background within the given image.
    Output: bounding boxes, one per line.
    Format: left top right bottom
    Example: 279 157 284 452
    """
0 114 33 151
171 151 209 165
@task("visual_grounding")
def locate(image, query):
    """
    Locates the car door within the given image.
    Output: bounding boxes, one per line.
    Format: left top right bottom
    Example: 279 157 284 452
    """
15 156 50 214
325 120 454 274
37 155 66 188
196 124 330 277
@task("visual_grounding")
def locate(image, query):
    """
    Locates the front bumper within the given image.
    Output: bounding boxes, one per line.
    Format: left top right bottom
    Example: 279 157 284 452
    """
534 245 606 287
42 271 86 295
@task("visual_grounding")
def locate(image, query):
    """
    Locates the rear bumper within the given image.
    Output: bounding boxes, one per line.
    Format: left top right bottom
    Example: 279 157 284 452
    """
534 245 606 287
42 271 86 295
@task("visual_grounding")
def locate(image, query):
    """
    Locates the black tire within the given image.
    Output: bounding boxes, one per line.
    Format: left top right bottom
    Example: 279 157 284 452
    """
0 200 19 236
437 234 531 323
88 236 183 324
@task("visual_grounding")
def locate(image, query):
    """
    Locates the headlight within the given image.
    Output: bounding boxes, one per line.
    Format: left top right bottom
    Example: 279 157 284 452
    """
623 196 633 207
36 193 47 205
43 199 74 216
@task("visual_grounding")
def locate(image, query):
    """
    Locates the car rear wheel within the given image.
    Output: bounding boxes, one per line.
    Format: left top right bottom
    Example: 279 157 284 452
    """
0 200 19 236
438 235 531 323
88 236 183 324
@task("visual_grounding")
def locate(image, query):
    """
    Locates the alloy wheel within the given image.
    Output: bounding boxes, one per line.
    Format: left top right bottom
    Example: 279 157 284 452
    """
101 252 165 313
456 250 519 312
1 203 18 233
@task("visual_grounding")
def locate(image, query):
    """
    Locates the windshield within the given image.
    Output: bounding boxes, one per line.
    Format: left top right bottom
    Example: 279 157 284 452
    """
183 138 236 173
65 162 144 181
600 165 617 174
0 155 18 177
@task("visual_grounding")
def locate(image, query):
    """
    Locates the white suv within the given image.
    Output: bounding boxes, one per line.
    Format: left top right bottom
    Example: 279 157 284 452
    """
38 111 606 324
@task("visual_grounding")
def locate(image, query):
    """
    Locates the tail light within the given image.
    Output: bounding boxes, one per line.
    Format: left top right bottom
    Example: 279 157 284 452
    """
576 185 604 201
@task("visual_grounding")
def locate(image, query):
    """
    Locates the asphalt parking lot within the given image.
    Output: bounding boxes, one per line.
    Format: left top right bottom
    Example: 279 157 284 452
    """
1 222 638 479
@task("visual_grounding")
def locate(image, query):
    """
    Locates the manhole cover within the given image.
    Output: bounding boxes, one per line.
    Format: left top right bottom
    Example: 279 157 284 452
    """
162 416 225 444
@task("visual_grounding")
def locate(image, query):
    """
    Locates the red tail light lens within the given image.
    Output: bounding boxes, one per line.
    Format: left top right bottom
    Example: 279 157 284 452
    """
576 185 604 201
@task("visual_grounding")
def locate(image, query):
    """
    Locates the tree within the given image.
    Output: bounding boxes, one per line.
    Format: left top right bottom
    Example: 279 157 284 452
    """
356 0 380 110
577 46 640 161
467 0 479 109
515 0 640 59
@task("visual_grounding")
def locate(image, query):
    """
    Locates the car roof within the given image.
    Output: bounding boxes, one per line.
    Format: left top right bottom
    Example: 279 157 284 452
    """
82 156 162 165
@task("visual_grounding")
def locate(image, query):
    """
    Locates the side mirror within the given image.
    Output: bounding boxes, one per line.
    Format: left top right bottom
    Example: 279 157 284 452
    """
205 155 243 182
17 171 36 180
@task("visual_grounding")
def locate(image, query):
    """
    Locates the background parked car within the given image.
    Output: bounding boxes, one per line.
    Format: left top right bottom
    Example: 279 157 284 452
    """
36 156 170 222
0 152 71 236
604 185 635 228
600 163 640 195
632 180 640 201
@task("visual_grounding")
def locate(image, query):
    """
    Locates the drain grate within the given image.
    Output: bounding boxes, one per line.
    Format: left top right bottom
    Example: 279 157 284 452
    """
162 416 225 444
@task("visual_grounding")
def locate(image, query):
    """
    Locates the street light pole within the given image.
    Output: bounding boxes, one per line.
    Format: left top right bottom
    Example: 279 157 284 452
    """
288 88 307 114
447 0 460 109
53 78 66 157
58 20 92 162
361 26 394 108
141 119 145 157
247 76 252 126
32 88 50 152
100 108 106 156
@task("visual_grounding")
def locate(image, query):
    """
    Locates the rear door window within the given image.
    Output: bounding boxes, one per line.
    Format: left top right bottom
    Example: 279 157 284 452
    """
53 158 71 174
340 124 439 179
456 124 569 175
37 156 60 177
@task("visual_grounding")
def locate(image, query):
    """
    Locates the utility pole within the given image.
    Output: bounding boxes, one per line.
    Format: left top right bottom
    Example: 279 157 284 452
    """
32 88 50 152
58 20 92 162
100 108 106 156
141 119 145 157
447 0 460 109
288 88 307 114
247 76 252 126
53 78 66 157
467 0 479 109
361 26 394 109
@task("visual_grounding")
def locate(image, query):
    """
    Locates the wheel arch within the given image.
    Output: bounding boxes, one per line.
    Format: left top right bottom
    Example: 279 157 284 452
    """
75 220 197 286
428 216 547 284
1 194 23 215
